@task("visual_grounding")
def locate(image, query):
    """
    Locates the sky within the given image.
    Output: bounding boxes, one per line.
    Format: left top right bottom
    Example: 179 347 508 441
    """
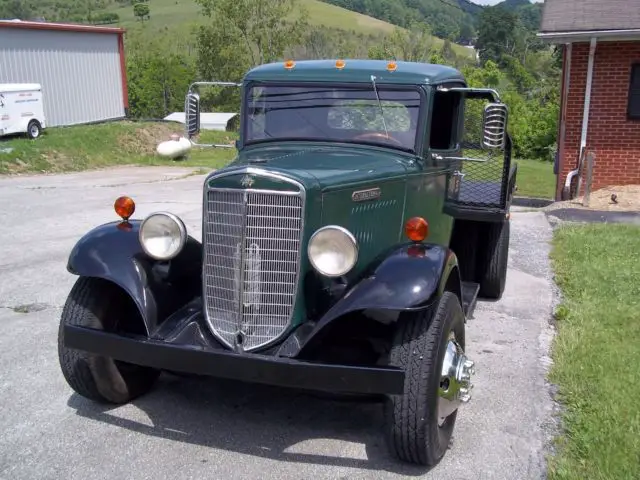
472 0 542 4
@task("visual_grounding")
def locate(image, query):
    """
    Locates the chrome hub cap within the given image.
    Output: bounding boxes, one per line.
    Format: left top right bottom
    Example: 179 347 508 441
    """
438 332 475 426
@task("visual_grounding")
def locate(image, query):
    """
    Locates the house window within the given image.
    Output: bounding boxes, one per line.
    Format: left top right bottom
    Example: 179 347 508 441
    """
628 63 640 120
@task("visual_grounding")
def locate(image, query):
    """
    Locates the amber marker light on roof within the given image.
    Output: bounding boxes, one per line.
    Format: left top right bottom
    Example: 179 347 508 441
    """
335 59 346 70
114 196 135 221
387 61 398 72
405 217 429 242
284 60 296 70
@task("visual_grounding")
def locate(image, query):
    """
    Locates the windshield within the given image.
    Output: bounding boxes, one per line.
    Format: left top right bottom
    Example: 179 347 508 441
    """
244 84 422 152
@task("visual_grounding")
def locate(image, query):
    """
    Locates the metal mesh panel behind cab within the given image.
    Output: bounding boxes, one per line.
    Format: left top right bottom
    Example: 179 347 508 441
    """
447 97 510 209
203 188 303 351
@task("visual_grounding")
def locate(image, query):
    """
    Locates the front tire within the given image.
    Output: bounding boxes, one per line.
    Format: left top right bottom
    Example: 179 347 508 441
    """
58 277 160 404
383 292 474 466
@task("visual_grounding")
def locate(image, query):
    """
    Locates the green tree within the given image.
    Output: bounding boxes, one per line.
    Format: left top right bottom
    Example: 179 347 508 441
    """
126 34 196 119
0 0 34 19
476 6 518 66
133 2 149 22
195 0 309 68
375 23 436 63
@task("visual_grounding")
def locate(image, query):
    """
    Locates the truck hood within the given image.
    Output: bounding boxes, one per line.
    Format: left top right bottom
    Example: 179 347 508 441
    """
230 143 412 191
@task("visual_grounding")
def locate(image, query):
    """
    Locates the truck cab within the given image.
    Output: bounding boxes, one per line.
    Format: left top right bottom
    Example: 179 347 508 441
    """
57 59 515 468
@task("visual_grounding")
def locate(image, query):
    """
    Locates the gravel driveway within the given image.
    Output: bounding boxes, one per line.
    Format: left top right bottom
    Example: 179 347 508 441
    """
0 167 556 480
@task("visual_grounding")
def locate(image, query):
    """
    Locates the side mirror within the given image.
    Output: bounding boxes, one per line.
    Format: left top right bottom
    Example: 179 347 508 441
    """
185 92 200 138
482 103 508 150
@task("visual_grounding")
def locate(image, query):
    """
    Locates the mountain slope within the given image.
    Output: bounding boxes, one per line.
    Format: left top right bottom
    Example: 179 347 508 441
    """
102 0 473 56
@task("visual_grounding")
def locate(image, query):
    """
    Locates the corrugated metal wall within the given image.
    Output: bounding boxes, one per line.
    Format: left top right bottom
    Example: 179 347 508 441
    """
0 28 125 127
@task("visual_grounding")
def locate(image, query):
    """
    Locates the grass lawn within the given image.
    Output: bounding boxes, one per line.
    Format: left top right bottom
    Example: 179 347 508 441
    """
0 121 236 175
514 158 555 199
549 224 640 480
1 122 556 203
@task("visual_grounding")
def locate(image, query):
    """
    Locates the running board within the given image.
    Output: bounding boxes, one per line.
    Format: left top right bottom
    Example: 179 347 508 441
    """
462 281 480 319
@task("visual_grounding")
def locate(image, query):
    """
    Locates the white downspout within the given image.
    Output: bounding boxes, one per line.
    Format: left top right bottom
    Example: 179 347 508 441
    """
564 37 597 197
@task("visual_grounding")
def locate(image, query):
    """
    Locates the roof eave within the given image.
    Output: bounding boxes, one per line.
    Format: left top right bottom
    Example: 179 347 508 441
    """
538 29 640 43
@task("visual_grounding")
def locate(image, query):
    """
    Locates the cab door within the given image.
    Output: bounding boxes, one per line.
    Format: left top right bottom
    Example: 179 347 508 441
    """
402 84 465 246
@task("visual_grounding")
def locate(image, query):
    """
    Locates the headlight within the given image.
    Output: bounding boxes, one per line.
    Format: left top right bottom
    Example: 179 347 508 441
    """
308 226 358 277
139 212 187 260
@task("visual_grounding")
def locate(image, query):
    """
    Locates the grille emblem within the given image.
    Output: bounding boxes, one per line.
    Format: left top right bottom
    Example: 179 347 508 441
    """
240 174 255 188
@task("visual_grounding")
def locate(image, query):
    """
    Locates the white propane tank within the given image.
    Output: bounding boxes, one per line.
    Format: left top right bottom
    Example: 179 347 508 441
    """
156 134 192 159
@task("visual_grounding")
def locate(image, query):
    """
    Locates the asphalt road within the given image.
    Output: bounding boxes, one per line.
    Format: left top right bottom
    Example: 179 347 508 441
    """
0 167 556 480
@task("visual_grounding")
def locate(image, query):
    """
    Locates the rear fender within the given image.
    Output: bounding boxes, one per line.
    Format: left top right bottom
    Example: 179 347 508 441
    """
67 220 202 335
286 243 461 356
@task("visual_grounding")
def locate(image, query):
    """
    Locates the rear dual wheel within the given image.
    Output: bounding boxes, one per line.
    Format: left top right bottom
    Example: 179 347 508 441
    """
383 292 475 466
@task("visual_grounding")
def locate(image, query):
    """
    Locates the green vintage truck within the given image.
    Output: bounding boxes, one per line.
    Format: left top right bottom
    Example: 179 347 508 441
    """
58 59 516 466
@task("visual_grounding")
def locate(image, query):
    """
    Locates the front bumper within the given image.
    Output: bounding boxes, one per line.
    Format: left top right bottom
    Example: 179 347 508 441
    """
63 324 405 395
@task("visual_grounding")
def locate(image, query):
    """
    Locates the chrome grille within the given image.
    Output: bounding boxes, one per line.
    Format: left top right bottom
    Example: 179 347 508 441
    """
203 187 303 351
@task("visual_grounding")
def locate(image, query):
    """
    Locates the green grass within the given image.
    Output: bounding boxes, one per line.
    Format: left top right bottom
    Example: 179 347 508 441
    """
0 121 236 174
1 122 556 204
549 224 640 480
514 158 555 198
460 155 555 199
104 0 472 57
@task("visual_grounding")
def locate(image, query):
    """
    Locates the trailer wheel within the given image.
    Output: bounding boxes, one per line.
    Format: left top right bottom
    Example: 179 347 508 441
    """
58 277 160 404
383 292 475 466
478 220 510 300
26 120 41 139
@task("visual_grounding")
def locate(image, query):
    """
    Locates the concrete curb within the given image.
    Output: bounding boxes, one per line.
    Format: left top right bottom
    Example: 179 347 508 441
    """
512 196 555 209
545 208 640 225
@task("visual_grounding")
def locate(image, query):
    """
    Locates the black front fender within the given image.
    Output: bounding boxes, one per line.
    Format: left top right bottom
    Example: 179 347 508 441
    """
282 242 461 356
67 220 202 334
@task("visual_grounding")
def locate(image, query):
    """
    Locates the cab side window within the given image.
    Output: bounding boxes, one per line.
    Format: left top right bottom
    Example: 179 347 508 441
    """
429 91 462 150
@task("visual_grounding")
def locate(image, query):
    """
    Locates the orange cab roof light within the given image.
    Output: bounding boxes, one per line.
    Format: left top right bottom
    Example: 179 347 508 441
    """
284 59 296 70
335 59 346 70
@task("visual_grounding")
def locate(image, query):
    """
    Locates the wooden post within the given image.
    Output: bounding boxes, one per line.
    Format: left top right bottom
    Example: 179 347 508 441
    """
583 151 595 207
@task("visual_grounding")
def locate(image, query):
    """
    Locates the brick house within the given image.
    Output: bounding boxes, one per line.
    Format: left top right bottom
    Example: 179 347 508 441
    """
539 0 640 200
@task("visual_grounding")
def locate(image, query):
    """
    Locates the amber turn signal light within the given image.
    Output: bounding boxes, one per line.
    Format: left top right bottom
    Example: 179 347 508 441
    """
405 217 429 242
114 196 135 221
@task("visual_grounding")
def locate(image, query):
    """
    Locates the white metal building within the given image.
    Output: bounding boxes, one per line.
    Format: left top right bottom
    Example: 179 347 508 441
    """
0 20 128 127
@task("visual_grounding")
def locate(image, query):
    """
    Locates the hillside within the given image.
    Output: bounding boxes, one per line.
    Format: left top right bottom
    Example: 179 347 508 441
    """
105 0 396 36
101 0 473 57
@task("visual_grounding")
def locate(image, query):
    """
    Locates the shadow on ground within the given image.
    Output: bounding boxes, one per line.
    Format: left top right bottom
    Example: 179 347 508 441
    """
67 374 433 476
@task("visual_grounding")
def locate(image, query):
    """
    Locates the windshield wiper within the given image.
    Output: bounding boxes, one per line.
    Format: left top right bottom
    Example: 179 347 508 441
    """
370 75 389 137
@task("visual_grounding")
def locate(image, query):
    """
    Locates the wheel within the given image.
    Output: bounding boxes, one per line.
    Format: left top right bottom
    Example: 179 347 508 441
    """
477 220 510 300
383 292 475 466
26 120 41 139
58 277 160 404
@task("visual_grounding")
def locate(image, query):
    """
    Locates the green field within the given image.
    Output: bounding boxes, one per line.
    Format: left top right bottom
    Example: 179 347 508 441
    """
549 224 640 480
514 158 555 199
104 0 473 57
1 122 553 202
0 122 235 174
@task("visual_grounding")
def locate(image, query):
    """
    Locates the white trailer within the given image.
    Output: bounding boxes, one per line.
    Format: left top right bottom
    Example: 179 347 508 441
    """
0 83 46 139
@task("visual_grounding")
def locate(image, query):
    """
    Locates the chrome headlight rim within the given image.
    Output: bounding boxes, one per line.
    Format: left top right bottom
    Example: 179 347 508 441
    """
308 225 358 278
139 212 187 261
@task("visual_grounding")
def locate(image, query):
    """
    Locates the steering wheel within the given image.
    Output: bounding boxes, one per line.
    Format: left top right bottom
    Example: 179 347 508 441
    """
352 132 404 147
